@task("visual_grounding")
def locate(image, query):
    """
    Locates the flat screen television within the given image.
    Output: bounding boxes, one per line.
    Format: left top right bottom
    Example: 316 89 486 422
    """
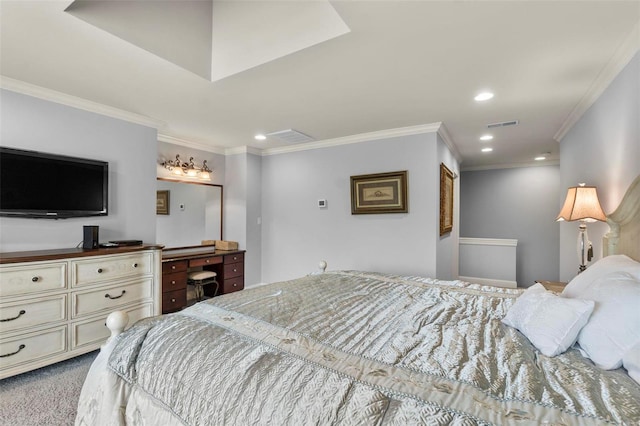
0 147 108 219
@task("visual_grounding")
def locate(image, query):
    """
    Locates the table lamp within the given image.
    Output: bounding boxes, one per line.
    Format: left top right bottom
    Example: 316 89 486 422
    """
556 183 606 273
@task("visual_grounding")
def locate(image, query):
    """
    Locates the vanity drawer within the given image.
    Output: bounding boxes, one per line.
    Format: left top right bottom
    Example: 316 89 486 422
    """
223 262 244 279
72 278 153 318
163 289 186 314
0 262 67 298
221 277 244 294
71 303 153 349
71 252 152 287
163 271 187 292
189 256 222 268
0 326 66 371
0 296 66 334
162 260 188 274
224 253 244 264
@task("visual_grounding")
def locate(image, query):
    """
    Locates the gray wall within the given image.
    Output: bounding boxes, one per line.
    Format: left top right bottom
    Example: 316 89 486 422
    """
260 132 459 284
559 52 640 281
436 135 460 280
0 90 158 252
460 166 560 287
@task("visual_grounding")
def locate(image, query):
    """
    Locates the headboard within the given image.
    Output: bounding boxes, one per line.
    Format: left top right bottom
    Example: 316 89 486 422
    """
603 174 640 262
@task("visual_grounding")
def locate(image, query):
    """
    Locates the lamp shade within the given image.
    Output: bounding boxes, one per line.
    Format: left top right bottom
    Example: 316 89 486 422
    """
556 185 606 222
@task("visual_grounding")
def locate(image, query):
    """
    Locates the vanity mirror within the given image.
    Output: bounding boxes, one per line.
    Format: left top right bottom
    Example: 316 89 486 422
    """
156 178 223 249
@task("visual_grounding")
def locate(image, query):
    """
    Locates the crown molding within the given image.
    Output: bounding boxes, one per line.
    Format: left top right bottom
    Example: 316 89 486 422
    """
436 122 462 163
261 122 444 156
157 133 226 155
554 21 640 142
0 76 165 130
461 159 560 172
225 146 263 156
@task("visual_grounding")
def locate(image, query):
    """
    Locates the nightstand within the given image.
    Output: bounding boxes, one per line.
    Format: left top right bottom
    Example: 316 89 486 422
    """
535 280 568 293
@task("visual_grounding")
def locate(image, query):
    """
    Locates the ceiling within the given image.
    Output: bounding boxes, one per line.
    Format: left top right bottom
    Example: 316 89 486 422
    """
1 1 639 169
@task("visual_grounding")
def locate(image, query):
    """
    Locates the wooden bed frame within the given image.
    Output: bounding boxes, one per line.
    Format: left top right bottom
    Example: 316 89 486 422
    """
105 176 640 337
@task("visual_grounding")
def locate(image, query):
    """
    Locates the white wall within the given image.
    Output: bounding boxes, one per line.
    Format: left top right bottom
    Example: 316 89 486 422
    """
260 132 457 284
559 52 640 281
460 166 561 287
0 90 158 251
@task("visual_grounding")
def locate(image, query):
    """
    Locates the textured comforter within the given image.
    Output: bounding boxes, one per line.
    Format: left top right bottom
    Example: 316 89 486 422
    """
76 271 640 425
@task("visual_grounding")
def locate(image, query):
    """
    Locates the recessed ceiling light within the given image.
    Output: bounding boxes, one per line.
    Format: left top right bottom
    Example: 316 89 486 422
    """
474 92 494 102
535 156 546 161
254 134 266 141
480 135 493 141
481 147 493 153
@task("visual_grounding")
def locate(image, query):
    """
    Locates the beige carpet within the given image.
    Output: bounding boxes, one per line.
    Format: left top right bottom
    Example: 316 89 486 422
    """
0 351 97 426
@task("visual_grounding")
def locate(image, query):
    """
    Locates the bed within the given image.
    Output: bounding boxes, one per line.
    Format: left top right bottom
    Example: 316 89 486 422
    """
75 176 640 426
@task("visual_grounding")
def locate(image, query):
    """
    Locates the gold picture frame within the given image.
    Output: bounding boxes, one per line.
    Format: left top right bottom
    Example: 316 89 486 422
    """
156 190 170 215
351 171 408 214
440 163 454 235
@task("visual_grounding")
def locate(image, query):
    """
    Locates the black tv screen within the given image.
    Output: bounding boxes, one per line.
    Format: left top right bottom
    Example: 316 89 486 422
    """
0 147 108 219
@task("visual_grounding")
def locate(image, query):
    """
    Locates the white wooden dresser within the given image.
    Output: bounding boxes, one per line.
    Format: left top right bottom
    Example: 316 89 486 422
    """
0 245 162 379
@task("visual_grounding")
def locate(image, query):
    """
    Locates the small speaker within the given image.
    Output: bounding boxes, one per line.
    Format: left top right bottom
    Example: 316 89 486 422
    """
83 226 99 249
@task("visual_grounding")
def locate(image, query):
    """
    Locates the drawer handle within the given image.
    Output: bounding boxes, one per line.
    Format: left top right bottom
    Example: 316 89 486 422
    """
133 263 139 268
233 283 237 287
233 268 237 272
171 265 176 270
0 310 26 322
0 344 26 358
206 259 210 263
171 298 176 303
31 276 39 282
105 290 126 300
171 280 176 285
97 268 103 274
233 256 238 260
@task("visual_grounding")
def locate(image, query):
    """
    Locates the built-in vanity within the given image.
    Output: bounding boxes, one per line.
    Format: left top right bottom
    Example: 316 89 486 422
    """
161 247 245 314
0 245 162 379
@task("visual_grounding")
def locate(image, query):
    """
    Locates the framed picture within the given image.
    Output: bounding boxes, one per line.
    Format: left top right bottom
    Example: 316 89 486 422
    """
440 163 454 235
156 190 170 215
350 171 408 214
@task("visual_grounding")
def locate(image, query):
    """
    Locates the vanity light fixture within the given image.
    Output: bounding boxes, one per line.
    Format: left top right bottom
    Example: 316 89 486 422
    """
162 154 213 181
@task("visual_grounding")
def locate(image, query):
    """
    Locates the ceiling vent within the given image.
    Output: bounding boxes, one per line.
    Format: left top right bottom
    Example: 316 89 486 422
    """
266 129 315 144
487 120 519 129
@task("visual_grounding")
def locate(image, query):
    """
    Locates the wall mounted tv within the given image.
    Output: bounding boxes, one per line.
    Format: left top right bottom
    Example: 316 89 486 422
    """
0 147 108 219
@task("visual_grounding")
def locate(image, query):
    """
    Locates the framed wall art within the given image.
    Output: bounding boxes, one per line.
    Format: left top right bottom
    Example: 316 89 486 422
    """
156 190 170 215
350 171 408 214
440 163 454 235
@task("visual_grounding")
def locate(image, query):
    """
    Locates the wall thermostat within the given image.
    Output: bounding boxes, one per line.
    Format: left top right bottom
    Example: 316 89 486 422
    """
318 199 327 208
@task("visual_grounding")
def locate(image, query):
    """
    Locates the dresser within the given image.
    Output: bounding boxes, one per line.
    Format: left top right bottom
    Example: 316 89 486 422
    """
161 248 245 313
0 245 162 379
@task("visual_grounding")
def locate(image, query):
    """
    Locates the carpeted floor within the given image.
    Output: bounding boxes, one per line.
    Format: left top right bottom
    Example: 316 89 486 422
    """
0 351 97 426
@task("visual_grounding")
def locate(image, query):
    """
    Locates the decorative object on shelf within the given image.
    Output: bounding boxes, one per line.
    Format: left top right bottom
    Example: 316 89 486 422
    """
161 154 212 180
440 163 454 236
556 183 607 273
350 171 408 214
156 190 170 215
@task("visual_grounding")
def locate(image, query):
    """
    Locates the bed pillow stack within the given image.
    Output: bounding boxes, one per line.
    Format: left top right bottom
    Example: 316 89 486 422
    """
561 255 640 376
501 284 594 357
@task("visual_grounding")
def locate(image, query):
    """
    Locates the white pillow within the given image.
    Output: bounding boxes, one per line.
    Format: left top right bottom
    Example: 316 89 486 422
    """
574 271 640 370
502 283 594 357
562 255 640 298
623 342 640 385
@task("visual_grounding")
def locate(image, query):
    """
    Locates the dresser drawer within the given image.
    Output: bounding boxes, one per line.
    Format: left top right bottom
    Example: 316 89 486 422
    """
71 303 153 349
163 289 186 313
163 271 187 292
162 260 188 274
224 253 244 264
221 276 244 294
0 296 66 334
71 252 152 287
223 262 244 279
0 262 66 298
189 256 222 268
72 278 153 318
0 326 66 371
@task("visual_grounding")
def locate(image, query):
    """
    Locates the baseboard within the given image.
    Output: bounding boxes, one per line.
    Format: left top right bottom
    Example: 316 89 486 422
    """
244 282 268 289
458 276 517 289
